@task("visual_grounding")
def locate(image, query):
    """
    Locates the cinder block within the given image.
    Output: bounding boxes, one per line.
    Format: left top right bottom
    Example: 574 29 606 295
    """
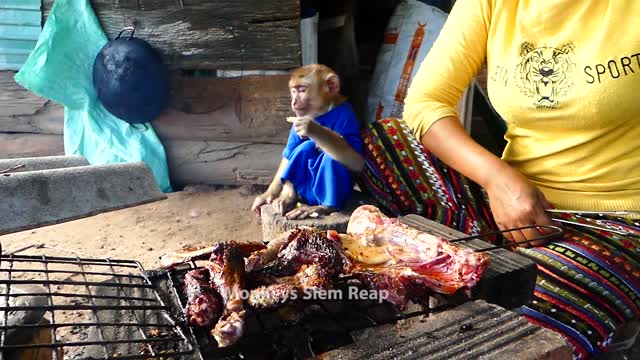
0 162 166 235
322 300 573 360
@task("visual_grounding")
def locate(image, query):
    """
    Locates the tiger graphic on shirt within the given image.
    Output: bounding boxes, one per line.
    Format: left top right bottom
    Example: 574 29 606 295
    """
515 42 576 109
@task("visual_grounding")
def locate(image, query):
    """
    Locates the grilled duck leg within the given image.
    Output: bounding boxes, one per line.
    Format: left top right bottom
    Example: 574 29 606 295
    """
183 268 223 327
207 241 250 347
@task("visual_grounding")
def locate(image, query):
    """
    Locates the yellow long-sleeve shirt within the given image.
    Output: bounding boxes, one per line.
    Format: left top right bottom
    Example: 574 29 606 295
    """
403 0 640 212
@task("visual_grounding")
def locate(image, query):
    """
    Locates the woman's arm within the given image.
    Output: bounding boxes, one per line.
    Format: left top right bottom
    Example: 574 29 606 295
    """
422 116 554 243
403 0 554 242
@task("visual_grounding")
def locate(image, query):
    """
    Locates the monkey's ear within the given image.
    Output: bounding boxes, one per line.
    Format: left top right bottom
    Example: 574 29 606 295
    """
325 73 341 96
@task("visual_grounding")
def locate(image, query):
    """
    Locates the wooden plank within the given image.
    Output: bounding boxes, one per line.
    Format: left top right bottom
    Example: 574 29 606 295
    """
0 71 64 135
237 169 274 185
0 134 284 185
0 71 293 142
154 75 292 144
0 133 64 159
42 0 302 70
165 139 282 185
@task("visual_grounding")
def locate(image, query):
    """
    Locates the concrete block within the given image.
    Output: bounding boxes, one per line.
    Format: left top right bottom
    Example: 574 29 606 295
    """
322 300 573 360
0 156 89 174
0 162 167 235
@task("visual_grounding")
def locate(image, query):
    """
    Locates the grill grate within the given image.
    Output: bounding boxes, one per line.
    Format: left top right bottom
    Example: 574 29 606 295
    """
0 252 195 360
149 262 463 360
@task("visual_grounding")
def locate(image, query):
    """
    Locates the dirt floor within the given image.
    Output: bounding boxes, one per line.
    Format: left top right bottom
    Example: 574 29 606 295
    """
0 185 265 269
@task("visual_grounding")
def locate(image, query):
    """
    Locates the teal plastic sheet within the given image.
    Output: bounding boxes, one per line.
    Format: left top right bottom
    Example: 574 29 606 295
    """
14 0 173 192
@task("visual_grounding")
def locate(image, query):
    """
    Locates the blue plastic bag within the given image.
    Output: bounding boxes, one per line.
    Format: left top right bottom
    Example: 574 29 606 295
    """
14 0 173 193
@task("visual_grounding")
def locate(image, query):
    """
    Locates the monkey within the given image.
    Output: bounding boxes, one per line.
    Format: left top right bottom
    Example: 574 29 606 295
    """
251 64 364 220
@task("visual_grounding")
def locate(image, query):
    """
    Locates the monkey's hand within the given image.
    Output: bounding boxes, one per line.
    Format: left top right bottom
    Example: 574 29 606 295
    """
285 205 336 220
293 117 363 172
292 116 319 139
251 191 277 217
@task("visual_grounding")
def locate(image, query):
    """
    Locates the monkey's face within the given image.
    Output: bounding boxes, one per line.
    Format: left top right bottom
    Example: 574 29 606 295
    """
290 83 324 117
288 64 342 118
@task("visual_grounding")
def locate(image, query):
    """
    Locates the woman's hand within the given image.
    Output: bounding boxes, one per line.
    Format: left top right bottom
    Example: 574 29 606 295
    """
484 164 555 246
417 117 556 247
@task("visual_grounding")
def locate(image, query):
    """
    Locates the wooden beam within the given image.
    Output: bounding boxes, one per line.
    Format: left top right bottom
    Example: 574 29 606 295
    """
0 135 286 186
155 74 292 144
0 71 63 134
0 134 283 186
164 139 282 186
42 0 302 70
0 133 64 159
1 71 292 143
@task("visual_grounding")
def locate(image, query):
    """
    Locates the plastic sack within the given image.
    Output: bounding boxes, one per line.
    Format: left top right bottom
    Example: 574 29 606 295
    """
366 0 448 123
14 0 173 193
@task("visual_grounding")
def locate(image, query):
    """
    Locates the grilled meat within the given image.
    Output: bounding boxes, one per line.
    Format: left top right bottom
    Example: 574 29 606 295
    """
343 205 490 308
205 241 249 348
175 205 490 344
271 228 351 278
245 230 295 272
161 242 266 269
248 283 297 309
184 268 223 327
247 228 351 309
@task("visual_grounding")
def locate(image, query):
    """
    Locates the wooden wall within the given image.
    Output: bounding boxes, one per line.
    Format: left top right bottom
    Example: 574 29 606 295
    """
42 0 302 70
0 0 302 186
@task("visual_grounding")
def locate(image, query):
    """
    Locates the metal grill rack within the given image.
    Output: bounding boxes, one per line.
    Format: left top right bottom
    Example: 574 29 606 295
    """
152 262 461 360
0 252 194 360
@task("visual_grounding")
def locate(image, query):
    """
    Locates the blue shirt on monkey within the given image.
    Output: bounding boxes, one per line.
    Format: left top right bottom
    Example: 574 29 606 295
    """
281 102 363 210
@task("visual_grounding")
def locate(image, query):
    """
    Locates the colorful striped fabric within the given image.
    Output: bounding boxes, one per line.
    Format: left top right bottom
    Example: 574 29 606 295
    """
359 117 497 237
357 117 640 359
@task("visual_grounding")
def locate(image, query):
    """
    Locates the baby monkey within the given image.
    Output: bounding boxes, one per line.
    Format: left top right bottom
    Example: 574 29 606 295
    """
252 64 364 220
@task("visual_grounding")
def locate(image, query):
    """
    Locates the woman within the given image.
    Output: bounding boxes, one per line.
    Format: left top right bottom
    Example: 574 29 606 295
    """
397 0 640 358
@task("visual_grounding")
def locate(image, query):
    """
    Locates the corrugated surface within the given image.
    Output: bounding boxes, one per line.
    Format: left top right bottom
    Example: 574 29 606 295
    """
321 300 573 360
0 0 41 70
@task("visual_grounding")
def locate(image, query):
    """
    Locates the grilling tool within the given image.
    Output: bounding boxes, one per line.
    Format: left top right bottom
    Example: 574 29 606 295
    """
449 224 564 252
545 209 640 237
